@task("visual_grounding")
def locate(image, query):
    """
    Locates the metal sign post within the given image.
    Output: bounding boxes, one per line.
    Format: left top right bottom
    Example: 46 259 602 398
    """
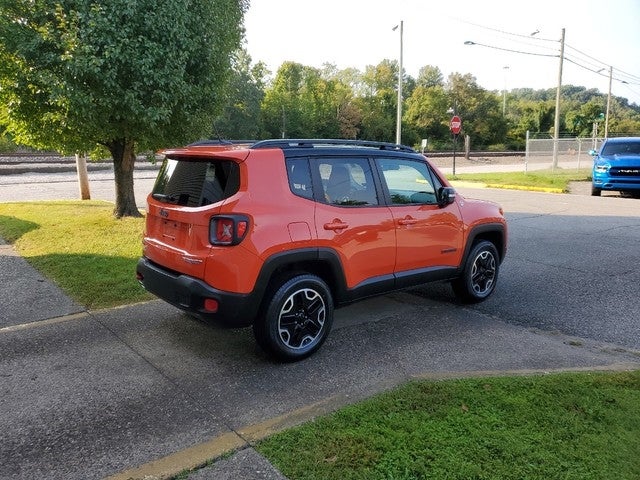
449 116 462 176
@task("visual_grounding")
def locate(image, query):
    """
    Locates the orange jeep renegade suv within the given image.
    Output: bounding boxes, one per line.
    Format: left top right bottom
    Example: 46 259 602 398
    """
137 139 507 361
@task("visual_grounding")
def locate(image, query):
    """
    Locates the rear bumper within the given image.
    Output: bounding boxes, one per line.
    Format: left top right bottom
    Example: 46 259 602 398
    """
136 257 257 327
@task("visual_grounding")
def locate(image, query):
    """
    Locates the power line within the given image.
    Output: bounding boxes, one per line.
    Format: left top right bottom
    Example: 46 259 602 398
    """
565 43 640 82
564 43 640 85
453 17 558 43
455 17 640 90
563 56 639 86
463 41 558 58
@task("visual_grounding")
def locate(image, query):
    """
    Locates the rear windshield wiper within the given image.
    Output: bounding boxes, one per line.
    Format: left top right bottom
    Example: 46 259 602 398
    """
151 193 190 204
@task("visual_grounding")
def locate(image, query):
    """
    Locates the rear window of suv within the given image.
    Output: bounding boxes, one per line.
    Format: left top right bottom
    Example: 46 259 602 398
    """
152 158 240 207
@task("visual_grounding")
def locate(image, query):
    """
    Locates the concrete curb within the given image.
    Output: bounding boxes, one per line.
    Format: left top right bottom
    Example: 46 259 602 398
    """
449 180 565 194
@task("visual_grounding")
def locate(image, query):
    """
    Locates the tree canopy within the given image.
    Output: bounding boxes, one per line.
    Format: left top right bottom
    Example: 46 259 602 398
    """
0 0 248 217
251 59 640 151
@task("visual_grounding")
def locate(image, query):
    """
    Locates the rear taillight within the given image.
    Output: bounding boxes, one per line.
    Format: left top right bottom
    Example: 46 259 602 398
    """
210 215 250 246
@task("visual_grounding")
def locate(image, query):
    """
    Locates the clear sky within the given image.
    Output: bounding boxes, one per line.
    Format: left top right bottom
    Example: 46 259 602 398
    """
243 0 640 106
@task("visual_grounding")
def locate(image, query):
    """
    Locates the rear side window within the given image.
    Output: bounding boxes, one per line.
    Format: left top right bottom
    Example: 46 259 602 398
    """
286 158 314 200
152 158 240 207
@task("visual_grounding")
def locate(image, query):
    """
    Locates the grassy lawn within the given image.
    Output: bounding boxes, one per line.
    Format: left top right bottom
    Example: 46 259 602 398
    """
0 200 151 309
451 168 592 192
257 371 640 480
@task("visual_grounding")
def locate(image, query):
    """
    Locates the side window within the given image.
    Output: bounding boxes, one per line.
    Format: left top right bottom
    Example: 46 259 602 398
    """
317 158 379 206
286 158 313 200
377 158 438 205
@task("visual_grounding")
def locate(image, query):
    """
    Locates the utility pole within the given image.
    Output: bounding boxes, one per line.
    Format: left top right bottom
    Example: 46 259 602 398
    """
605 66 612 139
502 66 509 116
394 21 403 145
552 28 565 170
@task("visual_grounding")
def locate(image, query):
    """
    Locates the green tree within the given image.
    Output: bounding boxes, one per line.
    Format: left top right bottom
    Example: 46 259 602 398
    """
404 83 449 148
405 65 446 147
446 73 507 148
261 62 306 138
262 62 346 139
357 60 399 142
214 50 268 140
416 65 444 88
0 0 247 217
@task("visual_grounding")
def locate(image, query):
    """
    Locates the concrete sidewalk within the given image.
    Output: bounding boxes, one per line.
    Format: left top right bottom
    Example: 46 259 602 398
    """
0 237 84 327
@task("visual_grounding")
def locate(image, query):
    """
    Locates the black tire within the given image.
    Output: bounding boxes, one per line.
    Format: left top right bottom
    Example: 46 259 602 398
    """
452 240 500 304
591 185 601 196
253 274 334 361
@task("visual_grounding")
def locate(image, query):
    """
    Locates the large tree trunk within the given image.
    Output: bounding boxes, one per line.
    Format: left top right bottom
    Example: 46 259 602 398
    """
107 138 142 218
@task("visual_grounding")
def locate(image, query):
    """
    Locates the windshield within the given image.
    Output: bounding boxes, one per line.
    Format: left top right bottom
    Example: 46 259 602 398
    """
152 158 240 207
601 140 640 156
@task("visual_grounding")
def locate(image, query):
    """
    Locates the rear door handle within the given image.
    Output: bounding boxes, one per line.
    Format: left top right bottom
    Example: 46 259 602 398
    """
398 216 418 226
324 219 349 231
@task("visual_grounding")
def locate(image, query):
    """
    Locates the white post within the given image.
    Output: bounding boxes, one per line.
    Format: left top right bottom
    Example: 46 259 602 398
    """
525 130 530 174
75 153 91 200
577 137 582 170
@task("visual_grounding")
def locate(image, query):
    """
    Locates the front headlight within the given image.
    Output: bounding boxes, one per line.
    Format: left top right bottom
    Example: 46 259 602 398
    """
594 163 610 173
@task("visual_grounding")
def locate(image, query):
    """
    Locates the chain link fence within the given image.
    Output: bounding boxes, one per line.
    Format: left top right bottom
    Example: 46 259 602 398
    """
524 137 603 172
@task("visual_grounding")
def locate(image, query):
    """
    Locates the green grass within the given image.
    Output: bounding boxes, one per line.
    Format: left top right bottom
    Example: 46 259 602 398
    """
451 168 592 192
257 371 640 480
0 201 151 309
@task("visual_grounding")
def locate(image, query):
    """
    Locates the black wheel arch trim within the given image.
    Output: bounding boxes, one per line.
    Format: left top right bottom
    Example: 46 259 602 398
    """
461 223 507 268
252 247 349 305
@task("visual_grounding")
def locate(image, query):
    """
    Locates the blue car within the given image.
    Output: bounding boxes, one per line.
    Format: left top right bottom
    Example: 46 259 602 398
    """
590 137 640 197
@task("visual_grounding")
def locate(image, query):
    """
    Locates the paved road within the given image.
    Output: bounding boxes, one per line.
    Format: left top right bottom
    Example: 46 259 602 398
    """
0 167 158 207
1 167 639 479
419 187 640 352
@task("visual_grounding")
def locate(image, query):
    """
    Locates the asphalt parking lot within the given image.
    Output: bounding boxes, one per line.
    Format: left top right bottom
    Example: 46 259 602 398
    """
1 164 639 479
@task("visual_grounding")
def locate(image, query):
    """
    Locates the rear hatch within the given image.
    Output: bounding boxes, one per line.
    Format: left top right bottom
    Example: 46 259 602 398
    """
143 149 247 279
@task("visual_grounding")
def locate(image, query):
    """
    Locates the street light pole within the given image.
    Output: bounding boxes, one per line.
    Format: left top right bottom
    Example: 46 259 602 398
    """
502 66 509 116
605 65 612 139
394 21 403 145
552 28 565 170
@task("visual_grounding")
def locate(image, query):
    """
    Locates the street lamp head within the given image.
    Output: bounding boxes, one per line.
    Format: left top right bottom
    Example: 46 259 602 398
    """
464 41 475 45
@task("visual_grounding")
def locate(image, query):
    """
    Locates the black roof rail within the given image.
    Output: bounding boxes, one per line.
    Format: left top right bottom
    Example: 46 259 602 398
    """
250 139 416 153
187 139 256 147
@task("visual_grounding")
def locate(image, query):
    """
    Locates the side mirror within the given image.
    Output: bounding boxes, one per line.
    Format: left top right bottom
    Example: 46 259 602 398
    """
438 186 456 207
588 149 597 156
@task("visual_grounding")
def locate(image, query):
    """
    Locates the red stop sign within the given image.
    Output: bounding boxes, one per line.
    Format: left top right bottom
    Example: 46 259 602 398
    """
450 115 462 135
